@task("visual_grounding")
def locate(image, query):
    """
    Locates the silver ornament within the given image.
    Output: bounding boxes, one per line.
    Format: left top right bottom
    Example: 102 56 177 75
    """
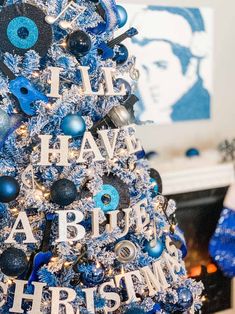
0 108 10 136
115 240 137 263
108 105 131 128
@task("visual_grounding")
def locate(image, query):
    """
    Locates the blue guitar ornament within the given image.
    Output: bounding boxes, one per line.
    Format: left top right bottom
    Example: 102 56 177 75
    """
27 213 55 285
0 60 48 116
98 27 138 61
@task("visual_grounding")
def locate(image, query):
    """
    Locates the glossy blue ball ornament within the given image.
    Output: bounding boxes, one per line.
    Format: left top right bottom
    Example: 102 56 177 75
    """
116 5 128 28
61 113 86 138
113 44 129 65
66 30 92 59
177 287 193 311
0 176 20 203
185 148 200 157
81 262 105 286
144 238 164 258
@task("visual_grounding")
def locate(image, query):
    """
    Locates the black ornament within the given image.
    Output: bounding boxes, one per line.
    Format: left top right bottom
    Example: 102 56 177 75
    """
0 248 28 277
66 30 92 59
50 179 77 206
0 3 52 56
0 176 20 203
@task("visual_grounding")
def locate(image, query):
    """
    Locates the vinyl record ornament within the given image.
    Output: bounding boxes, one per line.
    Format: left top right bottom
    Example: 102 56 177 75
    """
50 179 77 206
0 247 28 277
0 3 52 56
93 175 130 212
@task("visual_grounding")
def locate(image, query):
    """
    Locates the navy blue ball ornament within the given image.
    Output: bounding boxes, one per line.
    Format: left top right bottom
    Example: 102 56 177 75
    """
0 248 28 277
113 44 129 65
50 179 77 206
116 5 128 28
0 176 20 203
66 30 92 59
144 238 164 258
176 287 193 311
81 262 105 286
61 113 86 138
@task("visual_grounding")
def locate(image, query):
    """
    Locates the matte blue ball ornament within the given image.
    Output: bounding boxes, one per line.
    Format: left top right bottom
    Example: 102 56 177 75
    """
0 176 20 203
0 247 28 277
144 238 164 258
116 5 128 28
50 179 77 206
176 287 193 311
81 262 105 286
61 113 86 138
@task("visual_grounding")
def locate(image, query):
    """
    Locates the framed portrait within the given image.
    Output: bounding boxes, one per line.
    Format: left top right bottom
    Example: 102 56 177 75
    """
123 4 213 125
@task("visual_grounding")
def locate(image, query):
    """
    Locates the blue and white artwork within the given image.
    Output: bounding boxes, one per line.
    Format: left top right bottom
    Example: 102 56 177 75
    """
123 5 213 124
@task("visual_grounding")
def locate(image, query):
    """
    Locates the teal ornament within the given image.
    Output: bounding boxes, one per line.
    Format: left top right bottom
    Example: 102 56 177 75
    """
144 238 164 258
7 16 39 49
0 108 10 136
61 113 86 138
176 287 193 311
116 5 128 28
0 176 20 203
94 184 120 212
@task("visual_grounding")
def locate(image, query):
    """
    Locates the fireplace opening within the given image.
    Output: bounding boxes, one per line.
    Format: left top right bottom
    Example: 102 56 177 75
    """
168 187 232 314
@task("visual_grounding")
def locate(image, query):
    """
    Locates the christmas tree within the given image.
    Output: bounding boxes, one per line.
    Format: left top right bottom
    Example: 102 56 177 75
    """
0 0 203 313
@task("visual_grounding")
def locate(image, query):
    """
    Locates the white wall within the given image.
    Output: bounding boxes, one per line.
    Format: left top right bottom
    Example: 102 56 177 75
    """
120 0 235 157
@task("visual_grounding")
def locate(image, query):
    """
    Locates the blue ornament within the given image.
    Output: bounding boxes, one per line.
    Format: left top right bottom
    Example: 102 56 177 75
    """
0 109 10 136
176 287 193 311
115 79 131 101
7 16 39 49
61 113 86 138
50 179 77 206
0 176 20 203
66 30 92 59
150 178 159 195
113 44 129 65
185 148 200 157
81 262 105 286
116 5 128 28
0 247 28 277
125 308 146 314
144 239 164 258
94 184 120 212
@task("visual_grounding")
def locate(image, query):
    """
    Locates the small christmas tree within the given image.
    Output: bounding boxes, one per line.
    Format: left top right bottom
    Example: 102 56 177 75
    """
0 0 203 313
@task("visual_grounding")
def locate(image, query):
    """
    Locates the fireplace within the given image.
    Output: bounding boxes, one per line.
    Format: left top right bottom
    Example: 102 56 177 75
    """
167 187 233 313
